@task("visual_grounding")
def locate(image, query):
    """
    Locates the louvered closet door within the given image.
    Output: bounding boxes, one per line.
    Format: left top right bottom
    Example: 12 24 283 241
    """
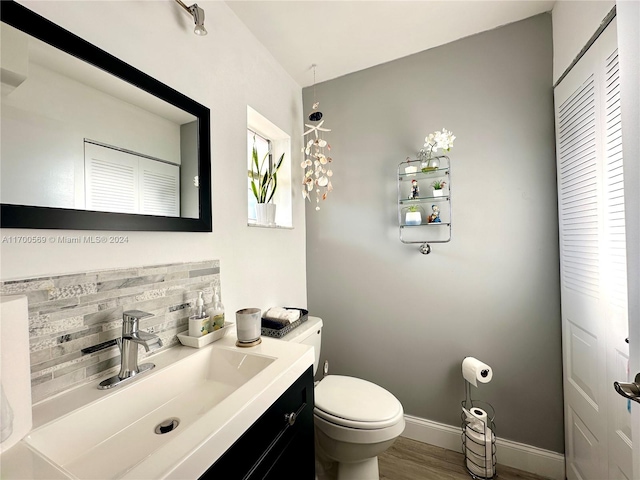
603 46 632 480
554 20 631 480
85 142 180 217
139 157 180 217
85 143 139 214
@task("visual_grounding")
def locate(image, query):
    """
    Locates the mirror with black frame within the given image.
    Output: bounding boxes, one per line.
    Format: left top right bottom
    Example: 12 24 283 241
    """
0 1 212 232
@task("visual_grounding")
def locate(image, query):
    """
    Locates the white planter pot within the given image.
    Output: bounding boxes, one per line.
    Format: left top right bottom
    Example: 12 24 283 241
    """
256 203 276 226
433 189 444 197
235 308 261 342
405 211 422 226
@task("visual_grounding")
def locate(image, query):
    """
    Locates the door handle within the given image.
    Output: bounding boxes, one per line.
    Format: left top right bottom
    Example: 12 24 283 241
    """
614 373 640 404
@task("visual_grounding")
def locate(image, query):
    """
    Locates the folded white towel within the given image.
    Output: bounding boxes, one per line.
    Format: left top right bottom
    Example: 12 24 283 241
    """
264 307 301 322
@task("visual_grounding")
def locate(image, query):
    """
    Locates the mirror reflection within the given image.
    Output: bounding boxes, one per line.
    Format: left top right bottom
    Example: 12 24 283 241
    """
1 23 200 219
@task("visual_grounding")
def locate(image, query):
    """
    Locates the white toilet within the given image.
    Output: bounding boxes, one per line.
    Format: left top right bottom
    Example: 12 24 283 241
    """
281 316 405 480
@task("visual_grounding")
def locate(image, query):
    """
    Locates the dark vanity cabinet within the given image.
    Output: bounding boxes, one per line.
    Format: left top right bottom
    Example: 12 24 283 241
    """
200 366 315 480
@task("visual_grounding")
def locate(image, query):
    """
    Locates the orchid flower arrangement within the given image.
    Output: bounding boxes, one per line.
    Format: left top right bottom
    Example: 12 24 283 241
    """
418 128 456 160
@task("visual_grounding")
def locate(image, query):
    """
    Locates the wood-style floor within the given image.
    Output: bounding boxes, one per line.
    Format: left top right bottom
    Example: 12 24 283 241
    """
378 437 551 480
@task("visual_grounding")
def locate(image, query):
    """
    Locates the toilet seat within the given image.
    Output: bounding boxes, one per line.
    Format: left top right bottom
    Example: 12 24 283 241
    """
314 375 404 430
314 410 406 446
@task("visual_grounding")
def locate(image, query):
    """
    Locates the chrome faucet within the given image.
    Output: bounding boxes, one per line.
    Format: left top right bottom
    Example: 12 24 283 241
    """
98 310 163 390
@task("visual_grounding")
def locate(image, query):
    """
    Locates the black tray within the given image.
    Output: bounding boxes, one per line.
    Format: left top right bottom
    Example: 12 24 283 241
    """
261 308 309 338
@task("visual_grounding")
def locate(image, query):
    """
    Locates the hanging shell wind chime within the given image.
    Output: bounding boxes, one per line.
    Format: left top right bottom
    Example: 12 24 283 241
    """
302 65 333 210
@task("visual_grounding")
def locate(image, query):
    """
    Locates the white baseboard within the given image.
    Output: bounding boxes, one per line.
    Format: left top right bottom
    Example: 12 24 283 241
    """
402 414 566 480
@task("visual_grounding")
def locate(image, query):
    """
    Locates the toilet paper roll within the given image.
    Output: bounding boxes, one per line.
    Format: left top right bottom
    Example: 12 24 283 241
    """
469 407 488 432
465 428 488 457
467 453 495 478
462 357 493 387
463 407 488 435
463 408 478 430
464 420 495 478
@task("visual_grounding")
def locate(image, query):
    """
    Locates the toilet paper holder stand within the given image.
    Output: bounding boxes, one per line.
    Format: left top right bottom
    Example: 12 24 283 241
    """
461 379 497 480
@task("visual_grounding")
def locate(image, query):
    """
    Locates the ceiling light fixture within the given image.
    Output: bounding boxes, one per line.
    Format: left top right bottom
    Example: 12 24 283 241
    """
174 0 207 36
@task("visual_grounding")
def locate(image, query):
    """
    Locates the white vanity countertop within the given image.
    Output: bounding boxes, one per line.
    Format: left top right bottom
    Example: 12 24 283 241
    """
0 332 314 479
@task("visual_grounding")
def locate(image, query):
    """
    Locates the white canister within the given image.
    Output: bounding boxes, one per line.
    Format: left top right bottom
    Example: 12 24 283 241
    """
188 315 210 337
236 308 261 342
405 211 422 225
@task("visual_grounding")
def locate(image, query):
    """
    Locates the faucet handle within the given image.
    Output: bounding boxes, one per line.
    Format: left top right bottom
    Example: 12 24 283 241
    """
122 310 154 335
123 310 154 322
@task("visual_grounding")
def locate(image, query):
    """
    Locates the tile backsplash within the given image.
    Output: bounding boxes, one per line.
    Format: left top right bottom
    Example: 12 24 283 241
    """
0 260 220 404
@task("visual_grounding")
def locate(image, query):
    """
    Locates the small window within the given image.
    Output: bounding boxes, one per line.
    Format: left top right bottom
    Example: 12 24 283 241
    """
246 106 292 228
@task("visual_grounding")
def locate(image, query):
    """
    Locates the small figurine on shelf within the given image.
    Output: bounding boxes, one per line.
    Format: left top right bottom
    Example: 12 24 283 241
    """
428 204 441 223
410 179 420 199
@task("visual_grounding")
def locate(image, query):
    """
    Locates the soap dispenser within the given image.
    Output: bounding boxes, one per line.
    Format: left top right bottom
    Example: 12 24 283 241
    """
209 287 225 330
188 291 210 337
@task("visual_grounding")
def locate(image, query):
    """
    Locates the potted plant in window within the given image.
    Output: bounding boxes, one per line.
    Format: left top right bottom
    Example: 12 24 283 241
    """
250 140 285 226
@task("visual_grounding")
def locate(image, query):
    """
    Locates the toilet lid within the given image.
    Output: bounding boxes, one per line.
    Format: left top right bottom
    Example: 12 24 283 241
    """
314 375 403 429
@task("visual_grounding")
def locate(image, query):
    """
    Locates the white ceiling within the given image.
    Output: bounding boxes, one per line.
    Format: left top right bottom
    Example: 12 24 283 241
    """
226 1 556 87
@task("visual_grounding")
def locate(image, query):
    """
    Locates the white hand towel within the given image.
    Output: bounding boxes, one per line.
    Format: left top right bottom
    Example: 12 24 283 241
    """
264 307 301 322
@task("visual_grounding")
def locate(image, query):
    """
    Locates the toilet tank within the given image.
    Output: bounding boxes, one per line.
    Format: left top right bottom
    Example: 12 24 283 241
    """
281 316 322 375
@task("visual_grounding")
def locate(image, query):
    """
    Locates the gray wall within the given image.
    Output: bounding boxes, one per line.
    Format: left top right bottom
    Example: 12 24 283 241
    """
303 14 564 453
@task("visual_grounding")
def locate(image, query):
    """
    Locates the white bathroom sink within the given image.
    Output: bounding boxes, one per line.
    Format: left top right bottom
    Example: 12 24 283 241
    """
24 345 275 479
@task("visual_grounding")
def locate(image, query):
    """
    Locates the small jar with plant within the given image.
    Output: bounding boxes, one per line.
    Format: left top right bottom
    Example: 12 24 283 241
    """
431 179 446 197
404 204 424 226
